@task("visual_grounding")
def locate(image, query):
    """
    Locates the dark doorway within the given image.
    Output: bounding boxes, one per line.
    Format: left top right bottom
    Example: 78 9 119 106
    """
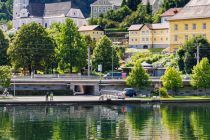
143 45 148 49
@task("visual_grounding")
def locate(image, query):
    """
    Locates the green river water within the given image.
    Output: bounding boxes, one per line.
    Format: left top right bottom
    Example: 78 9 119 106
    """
0 103 210 140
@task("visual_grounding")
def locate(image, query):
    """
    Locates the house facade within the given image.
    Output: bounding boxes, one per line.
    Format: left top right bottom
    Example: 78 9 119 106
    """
169 0 210 52
128 23 169 49
90 0 122 18
78 25 104 41
160 8 182 23
13 0 87 29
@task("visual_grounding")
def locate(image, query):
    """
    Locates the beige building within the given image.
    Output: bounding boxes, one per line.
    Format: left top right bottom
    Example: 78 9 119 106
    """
90 0 122 18
128 23 169 49
78 25 104 41
168 0 210 52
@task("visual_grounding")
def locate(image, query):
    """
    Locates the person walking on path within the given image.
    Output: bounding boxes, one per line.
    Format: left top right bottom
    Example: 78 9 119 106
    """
50 92 54 101
46 92 49 101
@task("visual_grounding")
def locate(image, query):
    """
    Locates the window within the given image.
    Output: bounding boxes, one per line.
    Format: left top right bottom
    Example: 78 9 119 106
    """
174 24 178 30
174 35 178 41
185 24 188 30
161 38 163 41
193 34 196 38
203 34 206 38
142 31 145 34
146 38 149 41
166 37 168 41
185 35 188 41
192 24 196 30
154 38 156 41
135 39 137 41
45 23 48 28
203 23 207 29
142 38 145 41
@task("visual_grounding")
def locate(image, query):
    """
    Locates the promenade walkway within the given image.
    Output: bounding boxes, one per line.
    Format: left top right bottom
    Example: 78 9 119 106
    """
1 96 210 105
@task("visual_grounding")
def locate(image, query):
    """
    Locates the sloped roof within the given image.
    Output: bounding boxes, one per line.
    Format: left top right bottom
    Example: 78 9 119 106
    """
161 8 182 17
78 25 104 31
145 23 169 30
128 24 144 31
170 0 210 20
91 0 122 6
44 1 71 17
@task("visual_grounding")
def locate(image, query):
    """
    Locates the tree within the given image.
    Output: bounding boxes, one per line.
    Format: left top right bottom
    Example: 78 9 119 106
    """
177 36 210 74
91 36 119 72
0 66 12 88
161 67 183 95
7 22 55 74
84 35 96 55
191 58 210 95
126 0 142 11
121 0 127 7
0 29 9 65
146 0 152 14
56 18 87 73
126 60 150 88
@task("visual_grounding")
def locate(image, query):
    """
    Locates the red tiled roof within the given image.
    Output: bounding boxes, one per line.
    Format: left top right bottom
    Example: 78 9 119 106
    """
161 8 182 17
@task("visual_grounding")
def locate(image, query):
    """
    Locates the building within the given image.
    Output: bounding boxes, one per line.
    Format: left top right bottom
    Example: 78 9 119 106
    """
90 0 122 18
141 0 162 13
128 23 169 49
169 0 210 52
13 0 87 29
160 8 182 23
78 25 104 40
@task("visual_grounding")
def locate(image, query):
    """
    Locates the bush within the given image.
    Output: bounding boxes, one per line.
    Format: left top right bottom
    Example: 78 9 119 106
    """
151 87 169 98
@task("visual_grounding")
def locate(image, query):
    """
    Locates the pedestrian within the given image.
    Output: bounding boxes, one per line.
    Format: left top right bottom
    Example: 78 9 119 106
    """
46 92 49 101
50 92 53 101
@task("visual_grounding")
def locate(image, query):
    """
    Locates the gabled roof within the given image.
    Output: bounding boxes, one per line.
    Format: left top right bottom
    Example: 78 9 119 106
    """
78 25 104 31
128 24 144 31
161 8 182 17
144 23 169 30
170 0 210 20
91 0 122 6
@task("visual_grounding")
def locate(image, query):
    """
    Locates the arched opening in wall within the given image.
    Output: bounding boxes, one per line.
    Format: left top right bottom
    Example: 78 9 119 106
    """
143 45 148 49
74 85 95 95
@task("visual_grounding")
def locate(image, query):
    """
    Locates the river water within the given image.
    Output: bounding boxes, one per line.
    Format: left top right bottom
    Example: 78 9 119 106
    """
0 103 210 140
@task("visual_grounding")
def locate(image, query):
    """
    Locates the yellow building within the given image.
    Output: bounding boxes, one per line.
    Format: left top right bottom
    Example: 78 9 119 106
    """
78 25 104 41
128 23 169 49
169 0 210 52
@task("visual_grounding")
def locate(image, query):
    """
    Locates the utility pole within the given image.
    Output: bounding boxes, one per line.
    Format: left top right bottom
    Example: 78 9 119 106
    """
112 46 114 79
88 46 91 77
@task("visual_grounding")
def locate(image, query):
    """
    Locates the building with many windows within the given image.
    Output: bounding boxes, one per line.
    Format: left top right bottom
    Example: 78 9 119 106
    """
13 0 88 29
128 23 169 49
78 25 104 41
160 8 182 23
169 0 210 52
90 0 122 18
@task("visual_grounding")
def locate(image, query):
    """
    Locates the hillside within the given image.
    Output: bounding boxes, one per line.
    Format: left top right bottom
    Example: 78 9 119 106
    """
0 0 13 22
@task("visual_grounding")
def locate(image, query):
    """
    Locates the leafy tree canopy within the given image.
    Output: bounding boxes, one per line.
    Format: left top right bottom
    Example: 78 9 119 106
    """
161 67 183 95
191 57 210 94
0 65 12 88
91 36 119 72
126 60 150 88
0 29 9 65
7 22 55 74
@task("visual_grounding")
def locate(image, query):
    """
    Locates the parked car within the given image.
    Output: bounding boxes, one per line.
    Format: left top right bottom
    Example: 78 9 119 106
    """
103 72 122 79
123 88 137 97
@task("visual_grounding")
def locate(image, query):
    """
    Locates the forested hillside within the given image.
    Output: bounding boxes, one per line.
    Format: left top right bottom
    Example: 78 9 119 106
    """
89 0 191 29
0 0 13 22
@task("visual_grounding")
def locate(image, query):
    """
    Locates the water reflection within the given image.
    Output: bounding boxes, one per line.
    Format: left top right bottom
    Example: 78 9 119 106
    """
0 104 210 140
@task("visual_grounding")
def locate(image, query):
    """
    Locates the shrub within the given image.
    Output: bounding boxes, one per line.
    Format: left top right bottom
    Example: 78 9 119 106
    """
151 87 169 98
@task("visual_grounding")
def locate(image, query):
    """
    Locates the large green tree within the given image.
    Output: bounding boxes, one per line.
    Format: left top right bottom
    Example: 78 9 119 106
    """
177 36 210 74
191 58 210 95
55 18 87 73
91 36 119 72
126 60 150 88
8 22 55 74
0 29 9 65
0 66 12 88
161 67 183 95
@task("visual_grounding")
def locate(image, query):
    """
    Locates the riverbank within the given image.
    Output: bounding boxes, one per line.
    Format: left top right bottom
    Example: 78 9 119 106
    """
1 96 210 105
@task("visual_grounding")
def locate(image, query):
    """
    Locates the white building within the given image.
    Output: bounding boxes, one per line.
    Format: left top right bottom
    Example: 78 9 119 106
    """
90 0 122 18
13 0 87 29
